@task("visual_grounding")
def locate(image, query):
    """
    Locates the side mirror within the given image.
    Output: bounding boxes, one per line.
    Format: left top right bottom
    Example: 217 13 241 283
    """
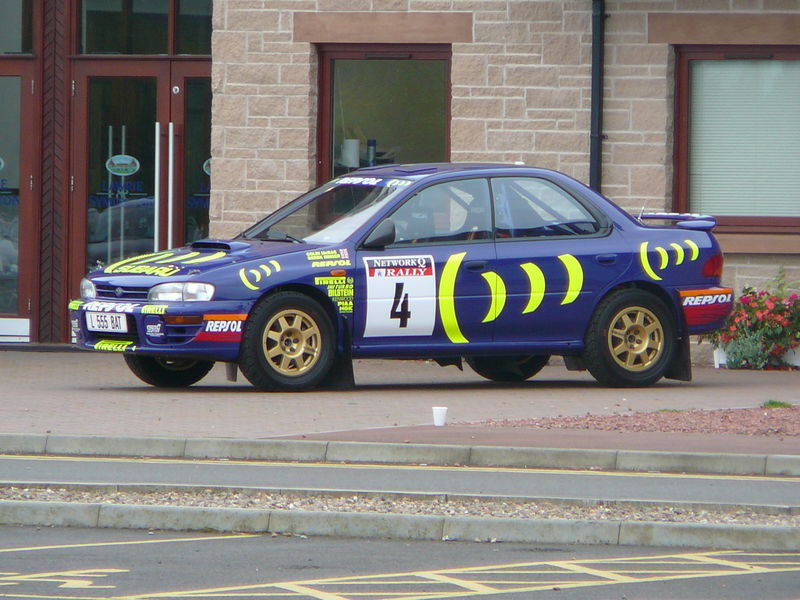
362 218 396 249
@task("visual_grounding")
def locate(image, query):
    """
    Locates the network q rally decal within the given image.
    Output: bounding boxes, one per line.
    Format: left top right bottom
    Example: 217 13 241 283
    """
363 255 435 338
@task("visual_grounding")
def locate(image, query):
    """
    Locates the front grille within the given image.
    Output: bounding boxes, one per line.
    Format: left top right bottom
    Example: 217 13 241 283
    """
96 284 150 300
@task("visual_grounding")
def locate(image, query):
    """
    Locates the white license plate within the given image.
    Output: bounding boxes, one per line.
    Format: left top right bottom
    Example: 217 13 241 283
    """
86 312 129 333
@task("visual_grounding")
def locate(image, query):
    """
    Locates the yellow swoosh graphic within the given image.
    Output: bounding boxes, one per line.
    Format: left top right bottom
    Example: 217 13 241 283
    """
439 252 468 344
639 242 662 281
480 271 506 323
557 254 583 304
520 262 546 314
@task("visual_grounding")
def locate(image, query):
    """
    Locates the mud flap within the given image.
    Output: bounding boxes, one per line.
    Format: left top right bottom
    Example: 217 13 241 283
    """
665 335 692 382
319 322 355 390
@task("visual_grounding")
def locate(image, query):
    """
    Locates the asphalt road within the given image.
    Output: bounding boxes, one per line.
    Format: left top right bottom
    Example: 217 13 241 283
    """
2 526 800 600
2 455 798 508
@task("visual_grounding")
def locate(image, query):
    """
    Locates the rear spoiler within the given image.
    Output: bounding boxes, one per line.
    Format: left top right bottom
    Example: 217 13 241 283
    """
638 212 717 231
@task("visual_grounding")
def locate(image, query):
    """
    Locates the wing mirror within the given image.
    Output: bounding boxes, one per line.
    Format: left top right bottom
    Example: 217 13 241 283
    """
362 218 396 249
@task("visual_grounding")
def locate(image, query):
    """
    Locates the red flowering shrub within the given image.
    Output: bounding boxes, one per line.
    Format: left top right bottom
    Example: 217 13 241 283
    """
708 286 800 367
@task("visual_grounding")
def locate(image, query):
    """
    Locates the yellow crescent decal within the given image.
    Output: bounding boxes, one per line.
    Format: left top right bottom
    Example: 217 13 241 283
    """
684 239 699 261
670 242 685 265
104 250 174 273
480 271 506 323
655 246 669 270
260 264 273 277
239 268 259 291
639 242 662 281
269 259 281 272
182 251 227 264
438 252 468 344
557 254 583 305
520 262 546 314
155 251 200 263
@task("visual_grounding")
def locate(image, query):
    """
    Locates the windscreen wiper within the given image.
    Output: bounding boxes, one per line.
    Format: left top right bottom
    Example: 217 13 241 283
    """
255 229 304 243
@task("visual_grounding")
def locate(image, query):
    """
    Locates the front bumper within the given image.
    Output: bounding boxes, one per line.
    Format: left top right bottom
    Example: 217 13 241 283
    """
69 298 251 362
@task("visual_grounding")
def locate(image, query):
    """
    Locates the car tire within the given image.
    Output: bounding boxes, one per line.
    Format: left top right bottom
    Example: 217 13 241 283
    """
239 291 335 391
123 355 214 387
582 288 675 387
466 355 550 382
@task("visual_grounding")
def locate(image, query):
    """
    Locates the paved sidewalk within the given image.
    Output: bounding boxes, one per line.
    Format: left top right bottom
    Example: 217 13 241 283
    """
0 347 797 455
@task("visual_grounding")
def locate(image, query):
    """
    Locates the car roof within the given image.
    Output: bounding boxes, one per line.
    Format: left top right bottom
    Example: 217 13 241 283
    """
348 162 549 180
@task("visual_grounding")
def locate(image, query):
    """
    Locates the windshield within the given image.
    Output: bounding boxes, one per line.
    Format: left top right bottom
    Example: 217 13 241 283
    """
241 176 413 244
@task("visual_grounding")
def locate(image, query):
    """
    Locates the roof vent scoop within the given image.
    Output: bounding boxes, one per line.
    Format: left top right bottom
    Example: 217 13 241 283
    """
189 240 250 252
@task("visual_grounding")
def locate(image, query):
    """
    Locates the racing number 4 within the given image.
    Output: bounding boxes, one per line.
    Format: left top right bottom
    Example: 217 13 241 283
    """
390 282 412 328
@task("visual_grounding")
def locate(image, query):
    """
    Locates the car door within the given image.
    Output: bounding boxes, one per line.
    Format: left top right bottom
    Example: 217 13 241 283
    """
353 178 497 355
490 176 632 346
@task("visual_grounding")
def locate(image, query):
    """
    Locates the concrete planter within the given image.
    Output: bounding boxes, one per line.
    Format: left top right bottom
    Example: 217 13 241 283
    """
714 346 800 369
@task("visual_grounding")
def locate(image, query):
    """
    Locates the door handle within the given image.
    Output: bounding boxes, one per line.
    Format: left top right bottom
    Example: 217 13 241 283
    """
464 260 488 271
595 253 618 265
167 121 175 249
153 122 161 252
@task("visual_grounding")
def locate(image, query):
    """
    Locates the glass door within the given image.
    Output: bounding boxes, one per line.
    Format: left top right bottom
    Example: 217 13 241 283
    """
70 61 210 279
0 62 36 336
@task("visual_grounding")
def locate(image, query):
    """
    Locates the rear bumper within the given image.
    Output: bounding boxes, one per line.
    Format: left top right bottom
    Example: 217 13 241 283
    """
678 287 733 334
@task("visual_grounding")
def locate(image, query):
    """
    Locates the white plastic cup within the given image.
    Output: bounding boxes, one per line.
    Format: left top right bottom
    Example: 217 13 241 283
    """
432 406 448 427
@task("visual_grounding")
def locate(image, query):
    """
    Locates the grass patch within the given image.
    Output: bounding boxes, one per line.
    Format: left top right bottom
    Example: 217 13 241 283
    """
761 400 793 409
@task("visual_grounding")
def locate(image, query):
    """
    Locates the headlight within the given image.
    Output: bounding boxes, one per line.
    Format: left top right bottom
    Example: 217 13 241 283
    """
148 282 215 302
80 278 97 299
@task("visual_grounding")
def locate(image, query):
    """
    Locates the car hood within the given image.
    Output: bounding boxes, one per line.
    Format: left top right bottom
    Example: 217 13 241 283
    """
94 239 314 279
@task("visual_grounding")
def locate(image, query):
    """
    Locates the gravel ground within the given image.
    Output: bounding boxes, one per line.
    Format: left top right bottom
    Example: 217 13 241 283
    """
1 486 799 528
472 406 800 437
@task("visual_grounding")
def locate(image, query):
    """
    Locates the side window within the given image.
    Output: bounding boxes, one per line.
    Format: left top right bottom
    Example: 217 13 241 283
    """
390 179 492 244
492 177 600 239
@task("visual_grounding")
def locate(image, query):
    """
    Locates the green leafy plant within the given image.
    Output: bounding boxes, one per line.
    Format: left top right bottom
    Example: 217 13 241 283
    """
706 269 800 368
761 400 793 409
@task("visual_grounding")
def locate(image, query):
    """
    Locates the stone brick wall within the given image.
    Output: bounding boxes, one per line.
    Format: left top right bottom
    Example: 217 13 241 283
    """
211 0 799 297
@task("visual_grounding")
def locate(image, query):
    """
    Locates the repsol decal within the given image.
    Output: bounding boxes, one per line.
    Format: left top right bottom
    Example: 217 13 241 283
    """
82 301 139 313
195 314 248 342
681 292 732 306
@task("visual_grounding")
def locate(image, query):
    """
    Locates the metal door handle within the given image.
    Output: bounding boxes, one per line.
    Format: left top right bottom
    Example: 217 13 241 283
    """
464 260 488 271
595 253 617 265
167 121 175 249
153 122 161 252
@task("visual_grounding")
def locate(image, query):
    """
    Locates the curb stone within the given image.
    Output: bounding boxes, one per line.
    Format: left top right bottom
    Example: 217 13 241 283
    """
0 500 797 551
2 434 799 476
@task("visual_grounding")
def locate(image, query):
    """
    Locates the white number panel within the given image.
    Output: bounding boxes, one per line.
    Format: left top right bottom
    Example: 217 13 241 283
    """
363 255 436 337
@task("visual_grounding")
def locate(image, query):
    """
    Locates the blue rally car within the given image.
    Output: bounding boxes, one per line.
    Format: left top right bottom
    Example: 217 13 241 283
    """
70 163 733 390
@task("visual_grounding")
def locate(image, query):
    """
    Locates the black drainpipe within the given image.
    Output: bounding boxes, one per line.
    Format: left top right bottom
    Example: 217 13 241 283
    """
589 0 606 192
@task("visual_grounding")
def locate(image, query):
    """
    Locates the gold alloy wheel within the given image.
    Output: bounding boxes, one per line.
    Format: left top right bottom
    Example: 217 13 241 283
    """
606 305 664 371
262 308 322 376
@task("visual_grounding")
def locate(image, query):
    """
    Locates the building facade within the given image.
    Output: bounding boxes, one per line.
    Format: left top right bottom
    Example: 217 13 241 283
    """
1 0 798 345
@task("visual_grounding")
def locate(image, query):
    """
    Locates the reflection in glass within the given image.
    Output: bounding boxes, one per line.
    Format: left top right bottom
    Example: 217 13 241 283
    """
0 0 33 54
177 0 212 55
87 78 156 269
0 77 21 314
183 78 211 243
331 59 447 178
79 0 168 54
